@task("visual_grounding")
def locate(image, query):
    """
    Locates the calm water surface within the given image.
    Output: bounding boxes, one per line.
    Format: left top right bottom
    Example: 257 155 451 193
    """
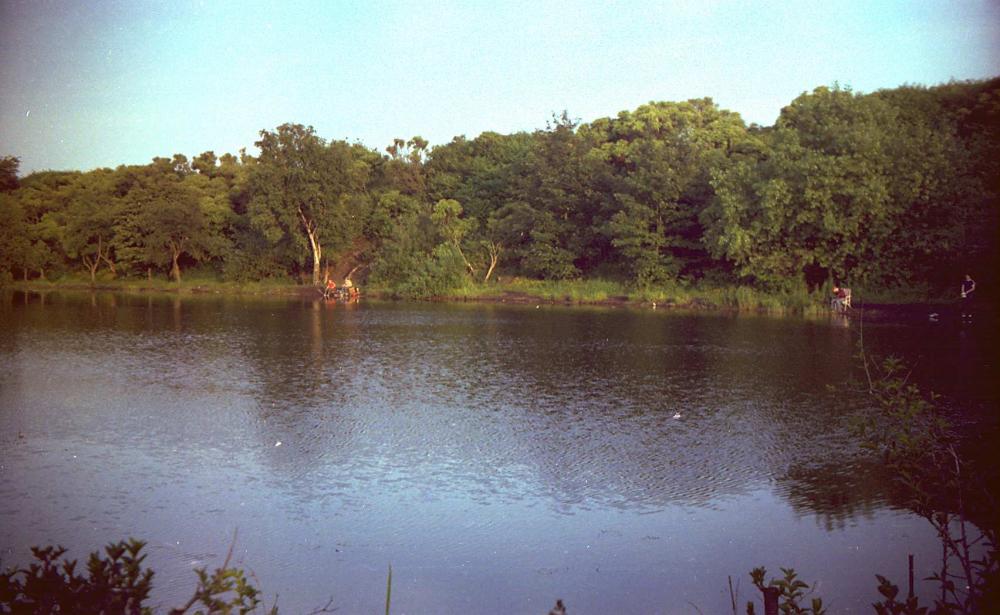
0 292 995 613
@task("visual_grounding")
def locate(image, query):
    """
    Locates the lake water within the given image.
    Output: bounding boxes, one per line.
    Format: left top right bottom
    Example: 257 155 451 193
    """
1 292 995 613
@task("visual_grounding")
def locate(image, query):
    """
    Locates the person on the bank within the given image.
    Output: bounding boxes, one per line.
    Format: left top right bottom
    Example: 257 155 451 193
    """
961 274 976 318
831 286 850 313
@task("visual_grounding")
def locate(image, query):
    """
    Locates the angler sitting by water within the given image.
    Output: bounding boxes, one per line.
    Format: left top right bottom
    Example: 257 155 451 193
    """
344 277 359 299
323 278 337 299
831 286 851 313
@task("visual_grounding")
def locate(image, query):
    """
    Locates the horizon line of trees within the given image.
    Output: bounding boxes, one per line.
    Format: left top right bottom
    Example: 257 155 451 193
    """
1 77 997 297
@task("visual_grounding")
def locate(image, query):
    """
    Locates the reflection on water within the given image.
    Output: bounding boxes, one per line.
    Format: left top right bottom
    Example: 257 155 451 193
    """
0 291 994 613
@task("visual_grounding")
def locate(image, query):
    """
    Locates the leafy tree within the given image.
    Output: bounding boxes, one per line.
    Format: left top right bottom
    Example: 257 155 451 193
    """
0 155 19 192
483 201 535 275
874 79 1000 288
115 159 224 281
191 150 219 178
12 170 80 280
518 113 595 278
608 195 676 286
425 132 535 281
61 169 120 282
382 136 428 196
430 198 476 276
248 124 371 284
367 191 469 297
522 217 580 279
426 132 532 221
366 192 426 292
705 86 899 289
0 194 30 284
585 98 756 284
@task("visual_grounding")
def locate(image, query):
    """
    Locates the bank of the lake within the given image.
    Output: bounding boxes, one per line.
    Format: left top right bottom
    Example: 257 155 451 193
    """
7 275 962 315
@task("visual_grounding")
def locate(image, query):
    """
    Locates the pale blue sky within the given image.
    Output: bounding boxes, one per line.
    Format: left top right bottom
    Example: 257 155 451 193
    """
1 0 997 174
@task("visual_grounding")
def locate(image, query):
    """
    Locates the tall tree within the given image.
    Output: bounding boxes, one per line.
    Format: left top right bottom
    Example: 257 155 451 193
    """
0 194 30 283
704 86 899 288
114 159 222 281
586 98 756 284
61 169 120 282
0 156 20 192
13 170 77 279
248 124 371 284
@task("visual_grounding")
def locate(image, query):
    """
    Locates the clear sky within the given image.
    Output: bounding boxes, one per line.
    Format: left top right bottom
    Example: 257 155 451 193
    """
1 0 997 175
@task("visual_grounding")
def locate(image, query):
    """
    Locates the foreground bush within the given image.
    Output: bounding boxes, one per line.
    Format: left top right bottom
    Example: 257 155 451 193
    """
0 539 274 614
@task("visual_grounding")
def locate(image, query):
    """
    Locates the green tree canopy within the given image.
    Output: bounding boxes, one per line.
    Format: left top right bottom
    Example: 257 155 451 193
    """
248 124 372 284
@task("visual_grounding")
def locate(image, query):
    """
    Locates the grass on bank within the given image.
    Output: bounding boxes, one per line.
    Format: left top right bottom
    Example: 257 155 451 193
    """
9 271 303 295
9 270 951 313
438 277 830 313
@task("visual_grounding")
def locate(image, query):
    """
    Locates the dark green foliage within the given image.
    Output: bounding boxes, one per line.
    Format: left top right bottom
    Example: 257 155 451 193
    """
0 194 30 285
247 124 372 285
851 348 999 614
749 566 826 615
0 539 154 614
704 80 999 292
2 78 998 298
0 156 20 192
0 539 277 615
872 575 927 615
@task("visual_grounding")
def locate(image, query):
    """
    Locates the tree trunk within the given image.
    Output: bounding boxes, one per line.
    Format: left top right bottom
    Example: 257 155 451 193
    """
307 231 322 286
483 241 502 283
455 243 475 277
83 254 99 283
172 256 181 282
96 236 116 277
299 207 322 286
168 239 185 283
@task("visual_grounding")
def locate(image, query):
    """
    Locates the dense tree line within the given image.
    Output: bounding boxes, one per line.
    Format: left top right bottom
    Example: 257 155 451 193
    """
1 78 997 296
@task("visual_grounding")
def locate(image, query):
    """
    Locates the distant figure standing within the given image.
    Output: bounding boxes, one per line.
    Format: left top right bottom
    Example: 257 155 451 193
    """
961 274 976 319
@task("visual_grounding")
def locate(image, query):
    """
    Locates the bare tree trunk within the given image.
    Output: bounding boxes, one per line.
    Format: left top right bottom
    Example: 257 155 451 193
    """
95 236 116 277
102 255 117 277
83 254 99 283
299 207 322 286
99 236 117 277
170 245 182 283
455 243 476 277
483 241 502 282
306 231 322 286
